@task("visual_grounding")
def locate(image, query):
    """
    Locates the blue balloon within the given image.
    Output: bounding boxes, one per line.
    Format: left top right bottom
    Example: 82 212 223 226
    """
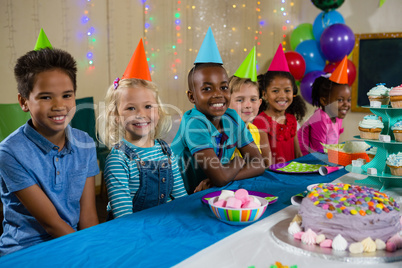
295 40 326 73
313 10 345 40
320 23 355 62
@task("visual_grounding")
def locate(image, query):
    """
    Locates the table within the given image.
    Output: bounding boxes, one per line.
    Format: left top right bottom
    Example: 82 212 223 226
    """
176 172 402 268
0 153 398 267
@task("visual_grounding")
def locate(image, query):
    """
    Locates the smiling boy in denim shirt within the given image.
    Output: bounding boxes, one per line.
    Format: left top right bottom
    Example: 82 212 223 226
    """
0 31 99 256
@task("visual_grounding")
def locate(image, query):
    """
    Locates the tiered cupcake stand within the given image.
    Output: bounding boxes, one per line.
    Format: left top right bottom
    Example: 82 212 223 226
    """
346 105 402 191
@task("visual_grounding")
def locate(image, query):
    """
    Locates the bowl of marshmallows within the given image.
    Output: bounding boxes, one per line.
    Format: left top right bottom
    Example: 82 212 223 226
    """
208 189 268 225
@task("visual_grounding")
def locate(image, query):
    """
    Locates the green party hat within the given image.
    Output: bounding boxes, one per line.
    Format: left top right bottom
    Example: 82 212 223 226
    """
34 28 53 51
234 46 257 82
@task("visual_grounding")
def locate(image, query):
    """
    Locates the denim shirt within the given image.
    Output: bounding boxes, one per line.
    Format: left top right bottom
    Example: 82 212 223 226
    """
0 120 99 256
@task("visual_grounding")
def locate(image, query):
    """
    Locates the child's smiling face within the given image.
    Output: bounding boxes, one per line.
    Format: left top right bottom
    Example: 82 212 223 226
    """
263 76 293 114
188 65 230 121
19 69 76 140
322 84 351 119
117 86 160 144
229 83 261 123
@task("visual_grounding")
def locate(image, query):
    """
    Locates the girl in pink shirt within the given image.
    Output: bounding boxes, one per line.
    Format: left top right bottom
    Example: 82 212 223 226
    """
298 75 351 155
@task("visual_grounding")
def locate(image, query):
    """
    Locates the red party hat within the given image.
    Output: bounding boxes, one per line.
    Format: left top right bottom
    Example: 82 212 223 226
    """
267 44 290 72
121 39 152 81
329 56 348 84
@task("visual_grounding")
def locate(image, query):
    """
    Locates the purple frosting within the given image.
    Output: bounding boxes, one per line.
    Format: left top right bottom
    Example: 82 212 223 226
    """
298 183 401 244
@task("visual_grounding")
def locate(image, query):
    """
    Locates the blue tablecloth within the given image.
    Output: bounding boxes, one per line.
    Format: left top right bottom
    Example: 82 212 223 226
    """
0 153 347 267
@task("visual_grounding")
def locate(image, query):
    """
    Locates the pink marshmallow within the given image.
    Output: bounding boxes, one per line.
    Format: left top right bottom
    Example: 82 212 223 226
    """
241 200 260 208
386 242 397 252
213 199 227 208
294 232 304 240
234 189 249 203
386 233 402 252
320 239 333 248
226 197 242 209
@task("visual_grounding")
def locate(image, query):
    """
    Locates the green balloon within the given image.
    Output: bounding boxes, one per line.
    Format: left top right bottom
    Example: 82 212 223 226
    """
290 23 314 51
311 0 345 12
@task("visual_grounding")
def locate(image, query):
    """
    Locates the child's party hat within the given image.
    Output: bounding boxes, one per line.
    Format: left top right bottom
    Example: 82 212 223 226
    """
267 44 290 72
34 28 53 51
121 39 152 81
194 27 223 64
234 46 257 82
329 56 348 84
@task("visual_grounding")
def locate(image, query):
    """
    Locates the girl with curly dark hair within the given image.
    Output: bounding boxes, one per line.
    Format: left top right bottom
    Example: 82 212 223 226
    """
253 70 307 164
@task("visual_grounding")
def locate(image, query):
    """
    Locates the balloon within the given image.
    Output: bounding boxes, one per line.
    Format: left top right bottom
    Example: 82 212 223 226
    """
323 59 356 86
313 10 345 40
284 51 306 80
320 23 355 62
311 0 345 12
295 40 326 73
290 23 314 51
300 70 326 105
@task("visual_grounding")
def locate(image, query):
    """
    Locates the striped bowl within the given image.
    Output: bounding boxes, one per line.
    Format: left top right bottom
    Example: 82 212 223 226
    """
208 196 268 225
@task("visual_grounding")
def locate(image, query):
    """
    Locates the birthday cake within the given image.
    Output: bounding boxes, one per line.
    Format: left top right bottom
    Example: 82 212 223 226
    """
288 183 402 253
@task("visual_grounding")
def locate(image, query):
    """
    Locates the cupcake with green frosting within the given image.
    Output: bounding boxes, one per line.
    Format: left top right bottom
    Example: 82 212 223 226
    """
358 115 384 140
367 83 390 106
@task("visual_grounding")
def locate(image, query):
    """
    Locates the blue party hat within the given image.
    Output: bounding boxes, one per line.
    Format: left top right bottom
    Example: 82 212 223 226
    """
194 27 223 64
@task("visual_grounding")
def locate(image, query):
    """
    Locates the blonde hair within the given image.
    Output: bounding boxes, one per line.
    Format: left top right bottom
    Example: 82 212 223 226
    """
228 76 259 94
97 78 171 149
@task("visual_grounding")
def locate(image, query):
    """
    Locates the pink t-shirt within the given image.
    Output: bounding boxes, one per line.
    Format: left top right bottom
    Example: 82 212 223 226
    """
297 109 344 155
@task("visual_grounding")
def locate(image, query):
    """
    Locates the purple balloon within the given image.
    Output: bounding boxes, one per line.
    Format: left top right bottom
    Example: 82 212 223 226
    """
300 70 326 105
320 23 355 62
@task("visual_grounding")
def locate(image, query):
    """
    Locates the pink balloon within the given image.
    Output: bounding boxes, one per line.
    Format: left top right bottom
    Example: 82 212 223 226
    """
284 51 306 80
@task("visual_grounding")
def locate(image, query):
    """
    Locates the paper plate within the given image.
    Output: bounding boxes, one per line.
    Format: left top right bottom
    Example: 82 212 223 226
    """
202 190 278 205
269 162 322 174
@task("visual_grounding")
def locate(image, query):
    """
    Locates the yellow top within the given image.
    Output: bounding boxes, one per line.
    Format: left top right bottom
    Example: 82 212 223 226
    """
231 122 261 159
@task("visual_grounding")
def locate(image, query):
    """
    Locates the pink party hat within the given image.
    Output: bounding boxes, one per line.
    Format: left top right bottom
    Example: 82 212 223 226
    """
268 44 290 72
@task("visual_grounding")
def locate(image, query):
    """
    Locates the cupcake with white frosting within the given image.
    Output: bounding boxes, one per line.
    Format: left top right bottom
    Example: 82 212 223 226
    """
367 83 390 106
386 152 402 176
358 115 384 140
391 120 402 142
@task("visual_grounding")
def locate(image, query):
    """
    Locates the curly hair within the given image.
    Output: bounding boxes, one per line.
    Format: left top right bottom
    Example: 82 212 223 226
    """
311 76 346 110
228 76 259 94
14 48 77 98
97 79 172 149
258 71 306 121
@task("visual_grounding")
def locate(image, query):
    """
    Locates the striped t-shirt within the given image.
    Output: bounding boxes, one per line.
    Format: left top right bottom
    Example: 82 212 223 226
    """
104 139 187 218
